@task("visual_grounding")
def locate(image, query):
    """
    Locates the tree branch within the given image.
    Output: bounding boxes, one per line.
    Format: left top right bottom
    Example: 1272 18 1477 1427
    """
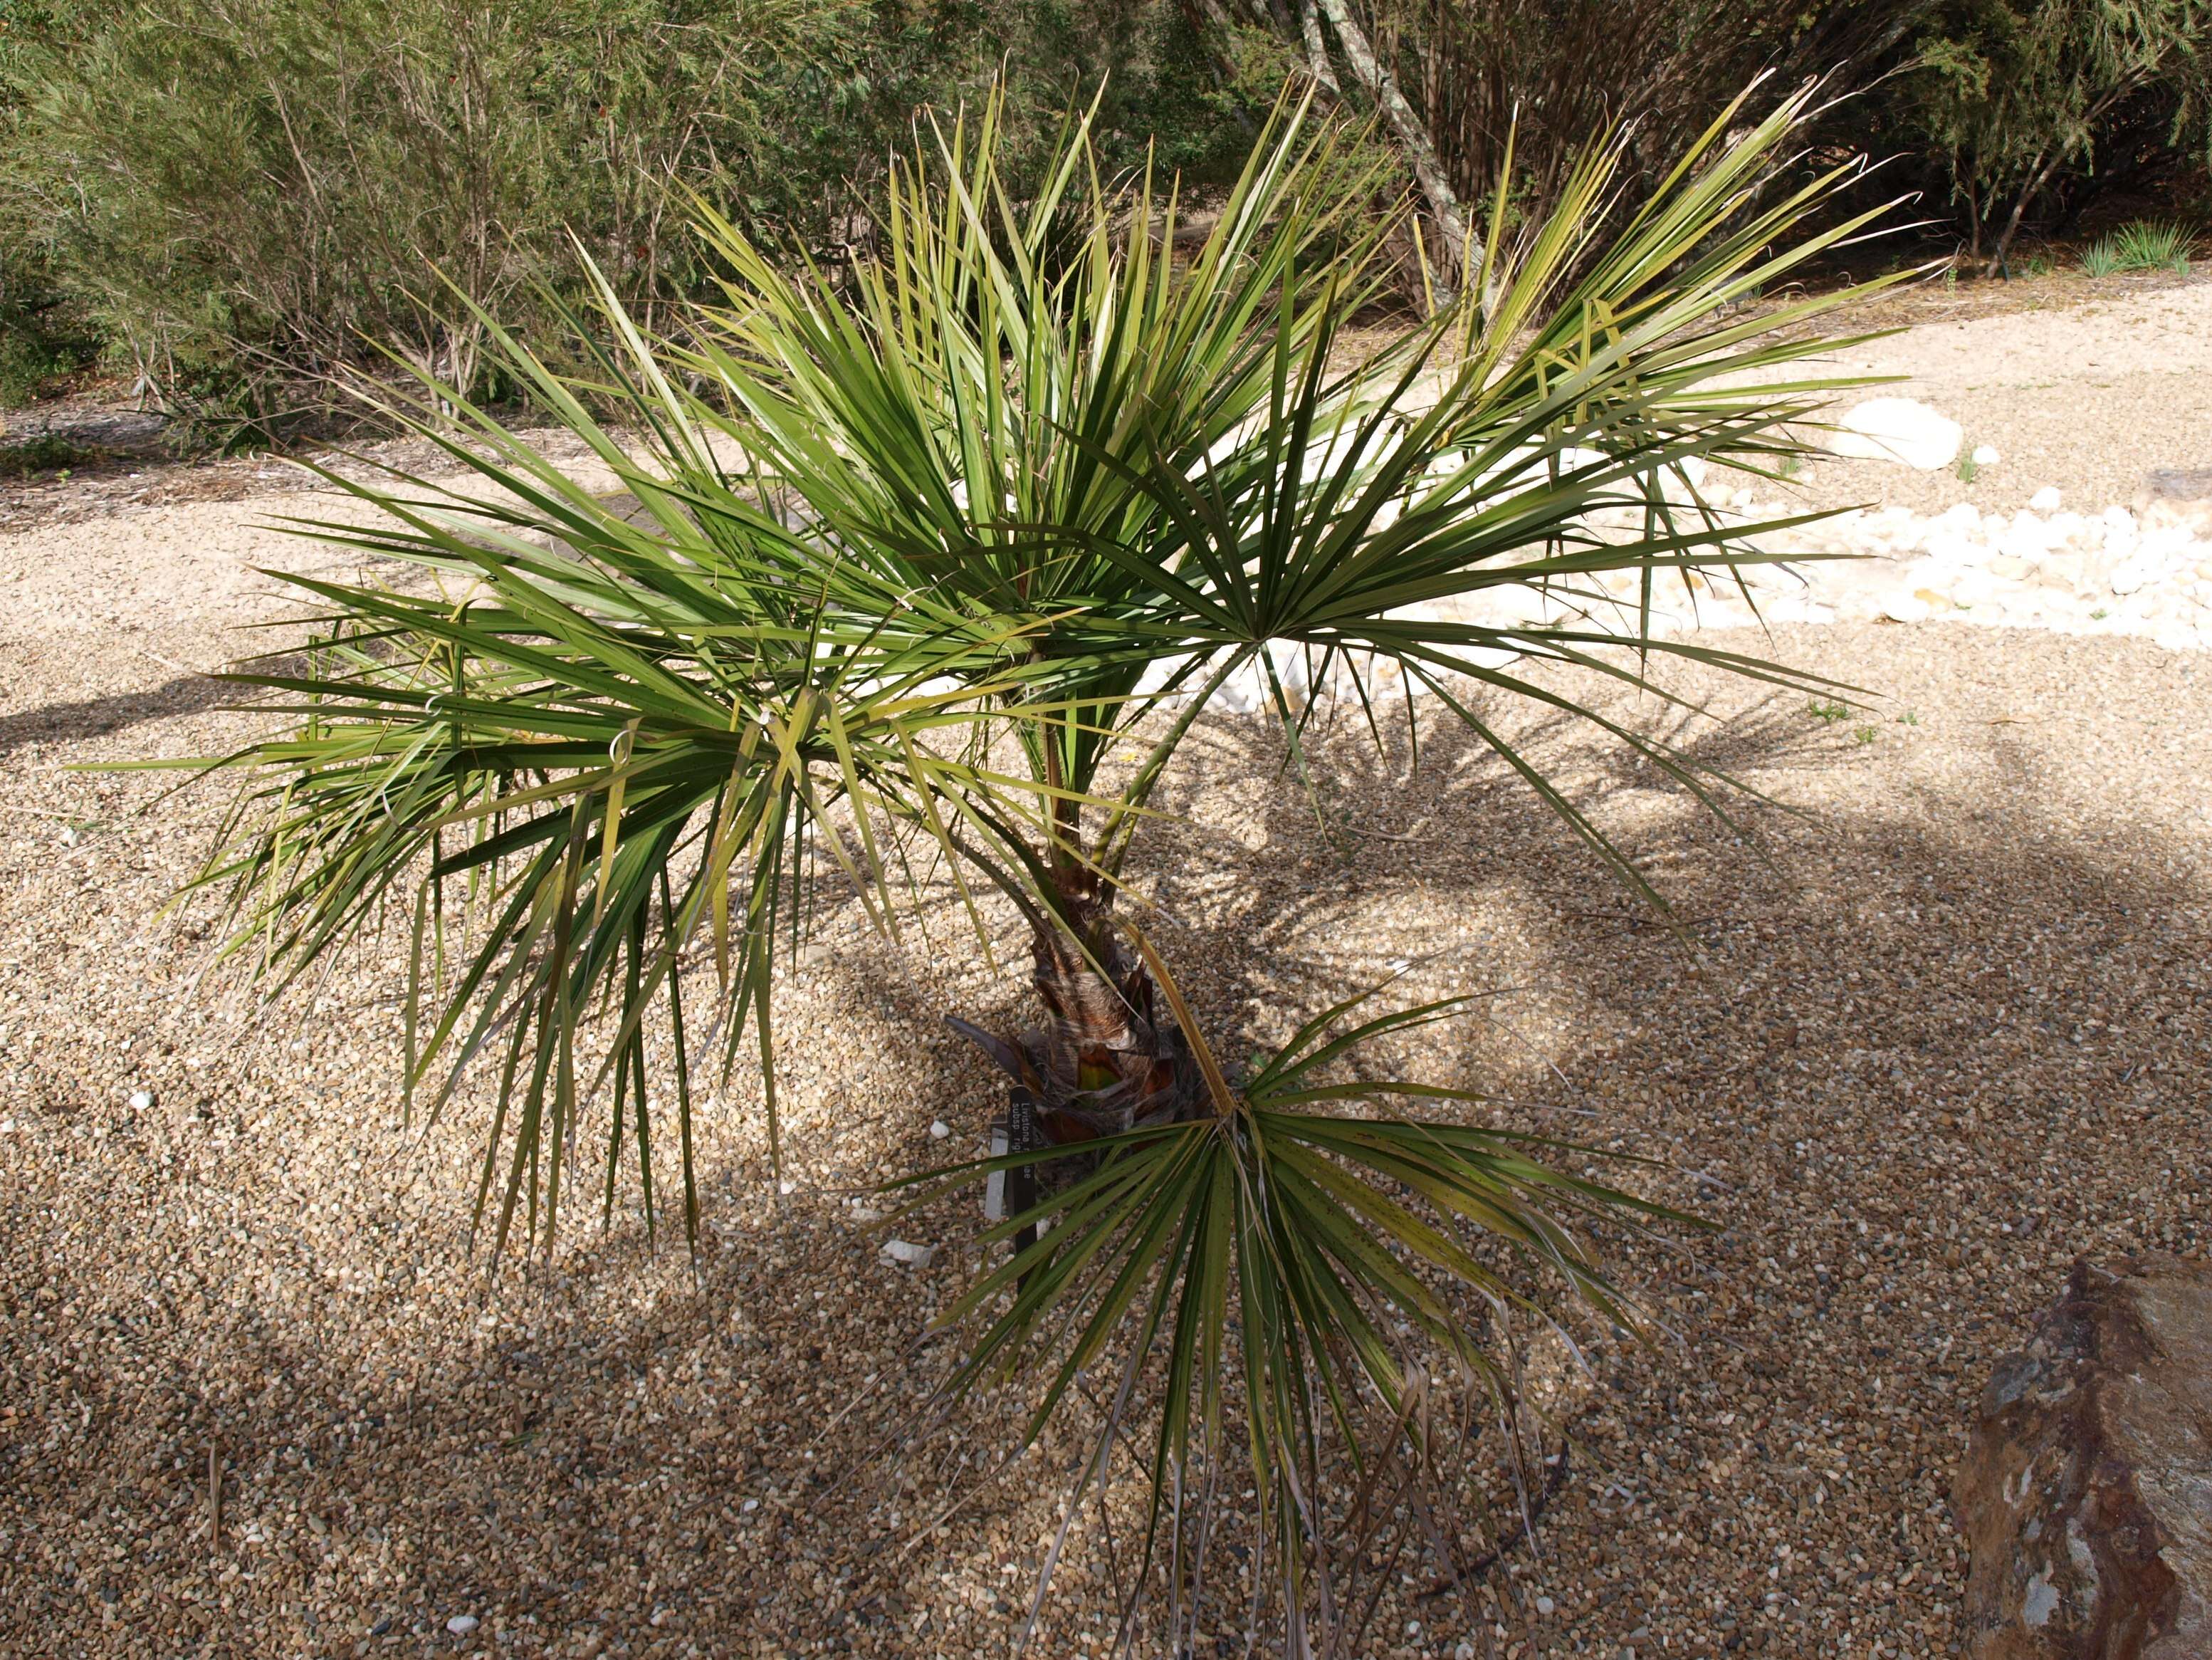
1314 0 1469 296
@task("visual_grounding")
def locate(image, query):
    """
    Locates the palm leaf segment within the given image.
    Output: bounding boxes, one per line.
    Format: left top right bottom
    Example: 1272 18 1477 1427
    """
187 75 1907 1646
899 949 1682 1653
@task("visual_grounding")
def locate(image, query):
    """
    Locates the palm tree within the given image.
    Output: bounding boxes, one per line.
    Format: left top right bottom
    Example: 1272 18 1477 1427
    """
192 79 1905 1651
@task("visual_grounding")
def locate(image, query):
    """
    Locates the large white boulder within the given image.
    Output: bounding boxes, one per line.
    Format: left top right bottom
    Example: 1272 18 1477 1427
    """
1829 398 1964 471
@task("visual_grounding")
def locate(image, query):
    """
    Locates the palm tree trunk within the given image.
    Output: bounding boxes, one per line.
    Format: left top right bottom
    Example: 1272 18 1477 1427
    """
949 863 1204 1149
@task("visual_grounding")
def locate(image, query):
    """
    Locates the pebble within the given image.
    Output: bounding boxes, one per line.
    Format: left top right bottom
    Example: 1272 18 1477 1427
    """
1880 594 1932 624
883 1239 934 1267
127 1087 154 1110
1972 443 2001 465
2029 486 2062 511
1536 1594 1557 1615
741 1498 760 1513
446 1614 478 1635
929 1119 951 1139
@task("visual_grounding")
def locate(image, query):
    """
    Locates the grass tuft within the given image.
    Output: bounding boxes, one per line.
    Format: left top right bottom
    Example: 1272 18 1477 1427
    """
2081 220 2196 278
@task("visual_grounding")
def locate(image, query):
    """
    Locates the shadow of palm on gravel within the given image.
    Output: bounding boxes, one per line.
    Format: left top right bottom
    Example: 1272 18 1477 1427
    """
11 664 2207 1658
0 673 233 761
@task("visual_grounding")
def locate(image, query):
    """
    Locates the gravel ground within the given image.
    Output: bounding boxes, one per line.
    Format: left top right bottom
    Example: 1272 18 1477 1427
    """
4 294 2211 1660
1788 271 2212 520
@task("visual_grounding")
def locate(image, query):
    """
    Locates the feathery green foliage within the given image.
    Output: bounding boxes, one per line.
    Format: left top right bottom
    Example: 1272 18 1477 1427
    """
183 80 1909 1643
3 0 918 428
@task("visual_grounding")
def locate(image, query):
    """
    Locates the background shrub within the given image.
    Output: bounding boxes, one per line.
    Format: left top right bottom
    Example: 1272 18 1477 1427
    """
1898 0 2212 271
4 0 937 429
0 0 2206 434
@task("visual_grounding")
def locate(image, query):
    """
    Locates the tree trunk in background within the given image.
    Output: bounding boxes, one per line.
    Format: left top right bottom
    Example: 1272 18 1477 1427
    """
1983 72 2152 278
1984 145 2056 278
1314 0 1469 296
1299 1 1341 97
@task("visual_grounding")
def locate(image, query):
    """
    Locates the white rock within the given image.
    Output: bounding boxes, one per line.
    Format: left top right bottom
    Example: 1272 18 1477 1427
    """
446 1615 479 1636
777 1179 797 1196
1830 398 1963 471
127 1088 155 1111
928 1119 951 1139
2109 558 2158 597
2028 486 2062 512
1536 1594 1558 1616
1766 597 1836 625
1457 1646 1477 1660
2154 622 2201 652
1949 569 2000 609
1881 594 1932 624
1653 453 1708 504
884 1238 935 1267
1971 444 2000 466
741 1498 760 1513
1205 661 1264 714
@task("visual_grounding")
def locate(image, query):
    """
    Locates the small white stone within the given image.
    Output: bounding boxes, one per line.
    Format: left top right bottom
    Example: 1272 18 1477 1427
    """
884 1238 935 1267
1536 1594 1557 1616
2154 622 2201 652
928 1119 951 1139
128 1088 155 1111
1881 594 1932 624
1950 569 1999 608
1972 444 2000 466
1456 1645 1477 1660
2109 558 2157 597
446 1614 478 1635
777 1179 797 1196
741 1498 760 1513
2028 486 2062 512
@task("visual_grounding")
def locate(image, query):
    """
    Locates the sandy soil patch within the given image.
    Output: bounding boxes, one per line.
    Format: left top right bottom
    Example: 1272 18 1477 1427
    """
1791 273 2212 518
1 287 2208 1660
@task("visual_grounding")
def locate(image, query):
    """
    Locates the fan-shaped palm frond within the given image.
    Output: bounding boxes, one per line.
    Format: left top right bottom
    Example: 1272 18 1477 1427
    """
183 73 1913 1649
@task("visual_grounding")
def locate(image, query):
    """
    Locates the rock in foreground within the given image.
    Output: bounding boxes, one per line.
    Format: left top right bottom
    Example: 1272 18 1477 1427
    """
1954 1255 2212 1659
